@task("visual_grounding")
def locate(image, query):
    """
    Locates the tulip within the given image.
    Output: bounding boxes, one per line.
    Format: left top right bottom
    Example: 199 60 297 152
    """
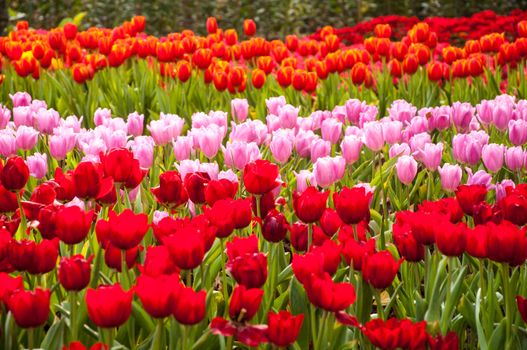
0 132 16 157
362 121 384 151
482 143 504 172
517 296 527 323
35 108 60 134
96 209 148 250
505 146 525 171
104 244 139 272
27 152 48 179
243 160 279 195
262 210 289 242
1 156 29 191
310 138 331 162
223 141 261 170
231 98 249 122
228 252 267 288
320 208 343 237
101 148 145 188
136 274 179 319
266 96 286 115
86 284 133 328
267 311 304 347
304 273 356 312
438 163 462 192
58 255 93 291
226 235 259 260
184 172 211 204
173 285 206 325
396 155 418 185
55 206 94 245
0 273 23 306
293 187 328 223
451 101 474 131
321 118 342 144
508 119 527 145
455 185 487 216
389 143 411 158
417 142 443 170
270 129 294 164
10 92 31 107
295 130 317 158
294 170 317 193
393 222 424 262
50 129 77 160
229 285 263 322
15 125 38 150
486 221 527 266
381 120 403 145
362 251 401 289
334 186 372 224
126 112 144 136
151 171 188 208
7 288 50 328
341 135 362 164
313 156 345 188
435 221 467 256
388 99 417 123
204 179 237 206
164 226 206 270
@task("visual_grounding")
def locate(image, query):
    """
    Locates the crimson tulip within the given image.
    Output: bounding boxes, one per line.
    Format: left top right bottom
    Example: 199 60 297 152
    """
58 255 93 291
341 238 376 271
7 288 50 328
151 171 188 208
262 209 289 242
136 273 179 318
293 186 328 223
101 147 145 188
184 172 210 204
86 283 133 328
204 179 237 206
104 243 139 272
226 235 259 261
243 160 279 195
304 273 356 312
362 251 401 289
55 206 94 245
435 221 467 257
1 156 29 191
333 186 372 224
173 285 206 325
229 285 263 322
96 209 148 250
267 311 304 347
455 185 487 216
0 272 23 305
164 226 206 270
228 252 268 288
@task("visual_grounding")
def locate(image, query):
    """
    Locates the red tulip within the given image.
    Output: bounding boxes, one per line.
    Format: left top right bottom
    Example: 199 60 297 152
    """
311 240 342 276
320 208 343 237
173 286 206 325
86 284 133 328
499 189 527 226
226 235 258 261
73 162 114 200
486 221 527 266
0 228 11 261
136 273 179 319
455 185 487 216
1 156 29 191
206 17 218 34
38 204 59 239
228 252 267 288
0 272 23 305
362 318 402 350
362 251 401 289
7 288 50 328
58 255 92 291
62 341 108 350
26 238 59 275
104 244 139 272
243 19 256 37
140 246 179 277
151 171 188 208
292 252 324 284
293 186 328 223
229 285 263 322
435 221 467 257
517 296 527 323
184 172 211 204
164 226 206 270
341 238 376 271
333 186 372 224
101 148 145 188
30 183 56 205
232 198 253 229
267 311 304 347
465 225 489 259
393 222 424 262
205 199 235 238
55 206 94 245
96 209 148 250
53 168 75 201
204 179 237 206
289 222 308 251
0 185 19 212
243 160 279 195
304 272 356 312
262 209 289 242
428 331 460 350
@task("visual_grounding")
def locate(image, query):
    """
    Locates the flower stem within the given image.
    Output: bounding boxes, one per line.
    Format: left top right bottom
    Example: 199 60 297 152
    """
120 249 131 290
374 289 385 320
151 319 165 350
501 263 513 349
307 223 313 252
27 327 34 350
69 292 78 341
220 239 229 316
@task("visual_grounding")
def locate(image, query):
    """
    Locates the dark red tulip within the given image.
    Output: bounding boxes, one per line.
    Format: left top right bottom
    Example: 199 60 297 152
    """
311 240 342 276
205 199 235 238
104 244 139 272
293 186 328 223
229 285 263 322
26 238 59 275
292 252 324 284
333 186 372 224
341 238 376 271
58 255 93 291
97 209 148 250
0 228 11 261
252 192 276 218
517 296 527 323
205 179 237 206
164 226 206 270
289 222 309 251
362 251 401 289
499 190 527 226
62 341 108 350
455 185 487 216
320 208 343 237
151 171 188 208
184 172 211 204
262 209 289 242
399 319 428 350
30 183 56 205
1 156 29 191
0 272 23 305
243 160 279 195
7 239 34 271
267 311 304 347
435 221 467 257
0 185 19 212
465 225 489 259
428 331 460 350
228 252 267 288
362 318 402 350
304 272 356 312
55 206 94 245
37 204 59 239
173 286 206 325
7 288 50 328
136 273 179 319
101 148 145 188
86 283 133 328
486 221 527 266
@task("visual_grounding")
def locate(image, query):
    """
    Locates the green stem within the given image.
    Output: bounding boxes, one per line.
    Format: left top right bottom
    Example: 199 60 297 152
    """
501 264 513 349
28 327 34 350
181 325 188 350
307 223 313 252
226 335 234 350
221 239 229 316
15 191 27 240
69 292 78 341
374 289 385 320
120 249 131 289
315 311 328 350
152 319 165 350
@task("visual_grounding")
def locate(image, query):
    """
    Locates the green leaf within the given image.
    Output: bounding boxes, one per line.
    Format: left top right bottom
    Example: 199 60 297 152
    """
40 319 65 350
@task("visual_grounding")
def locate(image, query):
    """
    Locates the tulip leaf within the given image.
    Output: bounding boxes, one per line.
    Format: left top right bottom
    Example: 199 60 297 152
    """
488 318 507 350
40 318 65 350
475 288 489 350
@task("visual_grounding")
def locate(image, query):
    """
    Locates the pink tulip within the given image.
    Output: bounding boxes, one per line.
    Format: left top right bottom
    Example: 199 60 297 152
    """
147 113 184 145
270 129 294 164
481 143 504 172
396 155 418 185
505 146 525 171
27 153 48 179
295 170 317 193
438 163 462 192
218 169 239 183
389 143 411 158
173 136 193 161
508 119 527 146
0 105 10 129
222 141 260 170
321 118 342 144
496 179 515 202
63 115 83 132
409 132 431 153
387 99 417 124
313 156 345 188
0 131 16 157
278 104 300 129
129 136 154 168
230 120 268 145
94 108 111 126
15 125 39 151
416 142 443 171
127 112 144 137
231 98 249 122
195 125 223 159
341 135 362 164
266 96 286 115
381 120 403 145
295 130 317 158
35 108 60 134
13 106 34 127
50 128 77 160
466 168 492 189
362 121 384 151
428 105 451 130
9 92 31 107
345 99 367 124
266 114 281 133
310 138 331 162
451 101 474 131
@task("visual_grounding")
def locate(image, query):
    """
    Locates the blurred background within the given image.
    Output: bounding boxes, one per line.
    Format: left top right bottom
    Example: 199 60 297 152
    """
3 0 527 37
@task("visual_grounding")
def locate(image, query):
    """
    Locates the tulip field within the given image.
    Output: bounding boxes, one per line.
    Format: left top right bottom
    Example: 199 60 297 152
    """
3 9 527 350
